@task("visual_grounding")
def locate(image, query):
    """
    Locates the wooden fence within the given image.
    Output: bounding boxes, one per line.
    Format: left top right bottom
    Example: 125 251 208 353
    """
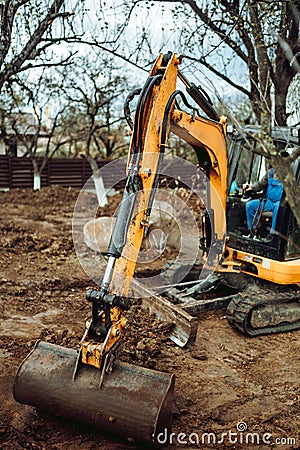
0 156 126 190
0 155 204 192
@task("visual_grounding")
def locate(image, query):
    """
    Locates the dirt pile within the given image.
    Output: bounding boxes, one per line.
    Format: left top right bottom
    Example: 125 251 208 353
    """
0 186 299 449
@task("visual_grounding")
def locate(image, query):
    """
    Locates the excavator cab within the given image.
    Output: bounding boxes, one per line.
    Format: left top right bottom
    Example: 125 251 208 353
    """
226 126 300 262
223 126 300 336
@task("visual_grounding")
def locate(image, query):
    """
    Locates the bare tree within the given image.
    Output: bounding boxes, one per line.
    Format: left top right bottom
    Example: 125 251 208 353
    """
4 72 72 189
0 1 81 93
103 0 300 223
60 55 128 159
0 1 132 194
115 0 299 127
57 54 129 204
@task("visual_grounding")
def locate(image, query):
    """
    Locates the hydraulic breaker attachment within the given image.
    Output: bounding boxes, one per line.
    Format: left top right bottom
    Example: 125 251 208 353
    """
13 341 174 444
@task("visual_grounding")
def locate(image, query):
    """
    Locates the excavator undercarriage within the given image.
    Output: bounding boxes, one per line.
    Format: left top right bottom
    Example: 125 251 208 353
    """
159 270 300 336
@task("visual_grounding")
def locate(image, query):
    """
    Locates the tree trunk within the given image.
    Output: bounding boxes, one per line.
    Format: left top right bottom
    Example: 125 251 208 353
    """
257 111 300 226
270 155 300 226
274 59 294 126
85 153 108 207
93 173 108 207
32 159 41 191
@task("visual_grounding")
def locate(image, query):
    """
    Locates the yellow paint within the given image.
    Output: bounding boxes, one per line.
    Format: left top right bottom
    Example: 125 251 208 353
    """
171 111 227 239
222 246 300 284
111 54 229 296
110 51 300 301
112 54 181 296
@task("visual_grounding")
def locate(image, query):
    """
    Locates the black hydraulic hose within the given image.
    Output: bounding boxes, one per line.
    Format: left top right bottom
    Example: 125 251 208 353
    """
161 88 199 148
161 90 184 143
147 89 189 217
127 75 164 178
124 88 142 131
112 87 195 257
172 90 199 118
107 77 164 258
146 87 214 223
129 74 163 155
136 74 163 154
128 77 152 154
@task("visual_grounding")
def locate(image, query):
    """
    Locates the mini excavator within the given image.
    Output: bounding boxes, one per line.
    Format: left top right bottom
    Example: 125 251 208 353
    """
13 53 300 444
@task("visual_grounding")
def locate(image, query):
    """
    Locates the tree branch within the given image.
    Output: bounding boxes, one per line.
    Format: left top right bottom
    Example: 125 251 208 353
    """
136 0 249 63
54 38 149 72
0 0 29 67
183 54 251 97
289 145 300 163
18 52 75 73
0 0 68 88
248 1 274 85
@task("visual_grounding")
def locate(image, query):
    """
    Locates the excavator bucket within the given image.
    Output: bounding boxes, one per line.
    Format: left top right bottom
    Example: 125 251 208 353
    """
13 341 174 444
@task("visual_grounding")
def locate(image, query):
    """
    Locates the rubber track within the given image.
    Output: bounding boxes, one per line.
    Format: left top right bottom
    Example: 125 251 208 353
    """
226 285 300 336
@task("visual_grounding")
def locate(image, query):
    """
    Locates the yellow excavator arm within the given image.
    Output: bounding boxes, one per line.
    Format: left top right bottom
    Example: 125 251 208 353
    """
13 52 229 445
80 53 228 371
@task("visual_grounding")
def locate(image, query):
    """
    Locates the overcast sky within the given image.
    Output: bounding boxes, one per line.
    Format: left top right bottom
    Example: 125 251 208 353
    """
81 0 247 101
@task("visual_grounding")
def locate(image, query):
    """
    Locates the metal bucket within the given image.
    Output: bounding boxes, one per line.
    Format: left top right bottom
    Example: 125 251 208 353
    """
13 341 174 444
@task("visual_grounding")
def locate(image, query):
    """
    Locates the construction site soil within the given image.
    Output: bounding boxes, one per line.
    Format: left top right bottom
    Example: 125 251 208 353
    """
0 186 299 450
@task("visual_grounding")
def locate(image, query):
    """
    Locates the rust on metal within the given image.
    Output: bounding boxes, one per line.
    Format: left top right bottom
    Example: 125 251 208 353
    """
13 341 174 443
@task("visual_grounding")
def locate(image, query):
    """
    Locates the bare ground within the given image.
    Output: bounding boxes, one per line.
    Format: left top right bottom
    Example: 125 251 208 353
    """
0 186 299 450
